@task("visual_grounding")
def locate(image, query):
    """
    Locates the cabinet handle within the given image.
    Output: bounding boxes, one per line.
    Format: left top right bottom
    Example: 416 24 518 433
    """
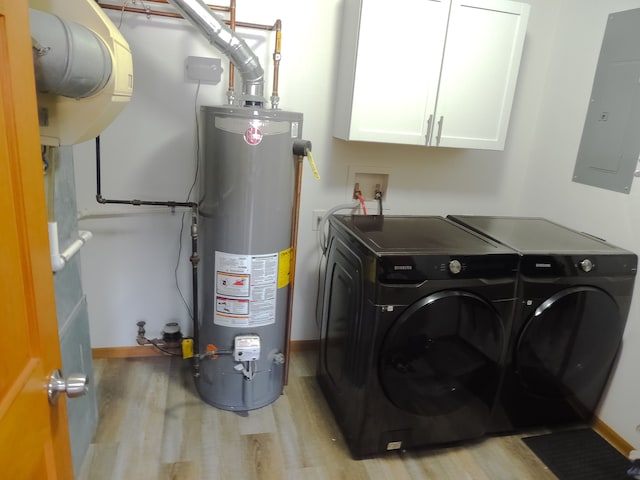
436 116 444 146
425 114 434 145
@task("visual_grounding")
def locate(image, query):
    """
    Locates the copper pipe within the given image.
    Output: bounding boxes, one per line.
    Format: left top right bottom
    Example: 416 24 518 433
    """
271 19 281 107
284 153 304 385
97 2 278 30
99 3 182 18
143 0 229 12
234 20 279 31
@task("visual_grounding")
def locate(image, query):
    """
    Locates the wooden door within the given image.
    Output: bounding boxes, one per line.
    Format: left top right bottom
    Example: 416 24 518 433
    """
0 0 74 478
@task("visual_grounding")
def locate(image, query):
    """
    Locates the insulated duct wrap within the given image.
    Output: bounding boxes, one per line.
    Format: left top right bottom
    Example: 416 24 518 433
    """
29 9 112 99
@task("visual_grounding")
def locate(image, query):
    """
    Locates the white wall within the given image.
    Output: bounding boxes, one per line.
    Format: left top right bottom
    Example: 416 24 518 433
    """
73 0 640 446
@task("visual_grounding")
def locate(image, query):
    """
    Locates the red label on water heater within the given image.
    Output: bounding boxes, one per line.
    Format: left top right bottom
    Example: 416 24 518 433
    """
244 126 263 145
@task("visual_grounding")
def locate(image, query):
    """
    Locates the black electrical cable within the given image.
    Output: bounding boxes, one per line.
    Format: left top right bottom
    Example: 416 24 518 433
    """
185 81 202 376
173 80 203 321
146 338 182 357
187 80 201 203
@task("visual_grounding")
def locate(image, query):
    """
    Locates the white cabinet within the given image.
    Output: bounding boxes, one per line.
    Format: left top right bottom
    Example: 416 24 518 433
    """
333 0 530 150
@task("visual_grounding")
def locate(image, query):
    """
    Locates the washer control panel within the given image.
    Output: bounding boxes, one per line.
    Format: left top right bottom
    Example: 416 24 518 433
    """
449 259 462 274
579 258 594 273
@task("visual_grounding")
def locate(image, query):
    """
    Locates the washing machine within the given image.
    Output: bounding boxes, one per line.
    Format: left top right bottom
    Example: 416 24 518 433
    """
316 214 520 458
447 216 637 432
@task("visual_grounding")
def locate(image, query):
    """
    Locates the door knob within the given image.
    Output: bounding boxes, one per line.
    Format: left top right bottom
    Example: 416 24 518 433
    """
47 369 89 405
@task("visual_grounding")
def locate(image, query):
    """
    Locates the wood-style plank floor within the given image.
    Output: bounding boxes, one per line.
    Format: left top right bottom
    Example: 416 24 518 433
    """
78 349 558 479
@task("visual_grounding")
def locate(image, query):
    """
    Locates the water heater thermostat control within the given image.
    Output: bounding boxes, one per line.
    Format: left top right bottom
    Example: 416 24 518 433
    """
234 335 261 361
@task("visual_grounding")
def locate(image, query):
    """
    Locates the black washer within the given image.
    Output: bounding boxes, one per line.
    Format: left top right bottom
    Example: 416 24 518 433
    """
447 215 637 432
316 215 519 458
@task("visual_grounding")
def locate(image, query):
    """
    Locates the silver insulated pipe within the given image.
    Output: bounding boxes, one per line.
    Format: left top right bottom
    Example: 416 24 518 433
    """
167 0 265 103
29 9 112 99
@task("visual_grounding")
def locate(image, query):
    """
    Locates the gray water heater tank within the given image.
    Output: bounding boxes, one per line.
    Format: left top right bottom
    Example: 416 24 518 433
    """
198 105 303 411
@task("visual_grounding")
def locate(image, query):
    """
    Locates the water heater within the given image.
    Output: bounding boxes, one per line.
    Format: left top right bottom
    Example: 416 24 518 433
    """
198 105 303 410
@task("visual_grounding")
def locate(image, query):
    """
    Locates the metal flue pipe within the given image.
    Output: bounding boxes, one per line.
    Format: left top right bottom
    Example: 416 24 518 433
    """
167 0 264 104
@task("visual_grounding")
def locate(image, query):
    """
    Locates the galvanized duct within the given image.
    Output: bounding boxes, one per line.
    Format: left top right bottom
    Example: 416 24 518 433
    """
167 0 265 104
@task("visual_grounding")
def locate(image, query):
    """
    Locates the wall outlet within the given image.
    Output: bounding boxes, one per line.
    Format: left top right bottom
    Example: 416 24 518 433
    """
312 209 326 231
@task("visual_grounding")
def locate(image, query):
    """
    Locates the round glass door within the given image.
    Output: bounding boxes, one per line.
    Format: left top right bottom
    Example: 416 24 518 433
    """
379 290 505 417
516 286 623 409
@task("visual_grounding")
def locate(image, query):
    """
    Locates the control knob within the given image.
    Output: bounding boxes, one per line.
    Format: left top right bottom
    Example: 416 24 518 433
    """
449 259 462 274
579 258 594 273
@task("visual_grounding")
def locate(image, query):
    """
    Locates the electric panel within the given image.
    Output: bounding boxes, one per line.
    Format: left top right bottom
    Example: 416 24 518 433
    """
573 8 640 194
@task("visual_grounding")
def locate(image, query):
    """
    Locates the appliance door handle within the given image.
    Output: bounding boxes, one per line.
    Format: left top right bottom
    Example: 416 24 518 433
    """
436 116 444 146
378 280 429 289
425 114 434 146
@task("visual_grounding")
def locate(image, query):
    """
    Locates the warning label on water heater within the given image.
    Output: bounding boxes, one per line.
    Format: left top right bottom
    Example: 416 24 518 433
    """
214 251 278 328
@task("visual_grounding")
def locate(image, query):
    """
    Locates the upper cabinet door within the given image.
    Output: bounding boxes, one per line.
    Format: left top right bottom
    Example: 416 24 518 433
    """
333 0 449 145
333 0 530 150
431 0 530 149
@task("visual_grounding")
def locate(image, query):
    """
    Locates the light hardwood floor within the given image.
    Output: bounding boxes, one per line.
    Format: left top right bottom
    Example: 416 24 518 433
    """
78 349 558 480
